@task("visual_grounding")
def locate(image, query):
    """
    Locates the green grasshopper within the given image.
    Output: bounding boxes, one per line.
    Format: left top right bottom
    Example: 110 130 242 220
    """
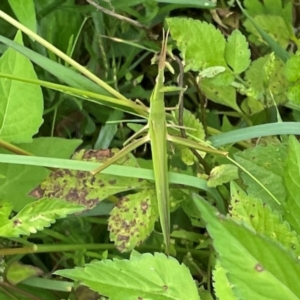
92 32 227 254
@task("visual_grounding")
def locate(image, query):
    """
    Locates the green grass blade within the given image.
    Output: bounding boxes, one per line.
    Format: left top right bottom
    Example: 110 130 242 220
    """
209 122 300 147
0 72 148 117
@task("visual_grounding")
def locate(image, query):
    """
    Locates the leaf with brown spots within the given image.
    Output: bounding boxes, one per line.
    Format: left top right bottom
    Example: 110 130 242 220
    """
29 149 151 209
194 194 300 300
229 182 300 258
109 189 158 252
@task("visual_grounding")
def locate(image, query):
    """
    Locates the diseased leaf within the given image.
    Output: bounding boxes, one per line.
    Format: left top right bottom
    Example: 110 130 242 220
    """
109 189 158 252
0 31 43 143
229 182 300 257
0 137 82 212
193 194 300 300
225 29 251 74
207 164 238 187
31 149 151 209
0 198 84 237
55 251 199 300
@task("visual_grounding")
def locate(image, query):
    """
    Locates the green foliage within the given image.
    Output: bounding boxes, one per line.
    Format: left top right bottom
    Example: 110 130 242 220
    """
5 261 43 285
194 195 300 300
8 0 36 32
109 189 158 252
225 29 251 74
0 198 84 237
0 31 43 143
1 0 300 299
283 136 300 231
229 182 300 257
55 250 199 300
0 137 82 211
207 164 239 187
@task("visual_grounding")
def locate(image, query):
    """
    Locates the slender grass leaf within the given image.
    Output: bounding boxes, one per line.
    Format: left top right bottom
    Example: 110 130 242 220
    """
209 122 300 147
156 0 215 8
0 72 148 117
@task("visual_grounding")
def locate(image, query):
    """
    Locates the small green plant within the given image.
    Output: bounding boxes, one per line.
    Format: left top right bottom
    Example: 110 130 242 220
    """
0 0 300 299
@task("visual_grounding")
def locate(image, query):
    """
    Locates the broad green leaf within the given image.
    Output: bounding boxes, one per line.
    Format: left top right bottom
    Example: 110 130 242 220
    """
193 194 300 300
38 0 82 53
245 55 288 105
0 201 13 226
243 0 293 49
31 149 151 209
244 15 292 48
237 0 290 62
285 54 300 104
8 0 36 33
213 260 237 300
172 108 206 165
5 261 43 285
0 137 82 211
241 97 264 115
225 30 251 74
245 56 268 100
234 143 287 208
230 182 300 257
55 251 199 300
0 31 43 143
283 136 300 234
0 198 84 237
207 164 238 187
244 0 292 24
167 18 227 71
200 79 240 112
109 189 158 252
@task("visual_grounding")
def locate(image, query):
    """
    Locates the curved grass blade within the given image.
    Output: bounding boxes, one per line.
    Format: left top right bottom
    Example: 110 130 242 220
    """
209 122 300 147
